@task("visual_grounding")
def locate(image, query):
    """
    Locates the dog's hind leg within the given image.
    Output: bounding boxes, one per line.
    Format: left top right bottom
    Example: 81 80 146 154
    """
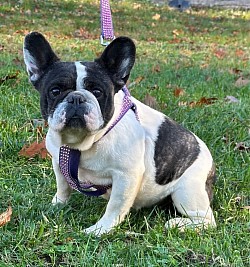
165 176 216 231
165 153 216 231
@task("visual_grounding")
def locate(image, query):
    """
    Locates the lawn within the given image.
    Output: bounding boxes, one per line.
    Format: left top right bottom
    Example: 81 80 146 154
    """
0 0 249 266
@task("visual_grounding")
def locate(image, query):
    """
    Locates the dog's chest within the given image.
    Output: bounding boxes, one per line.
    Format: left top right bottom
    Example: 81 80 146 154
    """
77 147 113 185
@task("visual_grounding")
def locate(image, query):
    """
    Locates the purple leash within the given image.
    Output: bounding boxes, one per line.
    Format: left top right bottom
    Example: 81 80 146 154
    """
59 1 139 197
59 87 139 197
100 0 115 46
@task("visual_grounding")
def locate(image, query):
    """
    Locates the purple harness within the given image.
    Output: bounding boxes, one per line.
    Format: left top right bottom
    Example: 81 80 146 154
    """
59 86 139 196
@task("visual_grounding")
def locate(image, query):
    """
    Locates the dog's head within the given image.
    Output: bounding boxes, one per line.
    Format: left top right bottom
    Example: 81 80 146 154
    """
23 32 135 141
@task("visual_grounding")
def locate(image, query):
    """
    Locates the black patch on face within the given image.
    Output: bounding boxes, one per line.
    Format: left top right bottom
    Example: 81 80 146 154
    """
34 62 77 120
154 117 200 185
81 61 115 127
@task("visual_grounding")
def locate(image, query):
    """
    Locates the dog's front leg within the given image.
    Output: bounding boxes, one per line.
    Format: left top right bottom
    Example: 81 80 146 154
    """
51 158 72 205
84 172 142 235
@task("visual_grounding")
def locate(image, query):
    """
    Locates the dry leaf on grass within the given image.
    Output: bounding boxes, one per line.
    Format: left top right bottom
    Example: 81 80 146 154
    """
234 142 250 152
0 206 12 227
173 88 185 97
0 71 20 85
133 3 142 9
127 76 144 89
143 93 158 110
74 28 98 39
229 68 243 75
235 76 250 87
19 139 49 159
213 49 227 59
172 29 182 36
152 13 160 20
235 49 245 58
152 65 161 73
179 97 218 107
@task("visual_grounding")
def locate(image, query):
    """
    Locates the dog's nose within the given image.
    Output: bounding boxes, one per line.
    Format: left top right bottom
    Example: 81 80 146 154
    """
67 94 86 105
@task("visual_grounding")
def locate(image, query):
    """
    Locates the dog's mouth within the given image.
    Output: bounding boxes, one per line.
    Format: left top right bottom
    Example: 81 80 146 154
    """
65 115 86 129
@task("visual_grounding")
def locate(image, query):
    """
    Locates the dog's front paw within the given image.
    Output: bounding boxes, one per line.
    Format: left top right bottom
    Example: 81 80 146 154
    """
52 193 70 205
84 221 113 236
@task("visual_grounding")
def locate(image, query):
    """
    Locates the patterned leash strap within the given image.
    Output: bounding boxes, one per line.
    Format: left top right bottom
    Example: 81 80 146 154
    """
103 86 139 137
100 0 115 46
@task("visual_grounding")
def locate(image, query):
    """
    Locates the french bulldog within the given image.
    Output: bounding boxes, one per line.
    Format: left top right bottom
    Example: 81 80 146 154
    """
23 32 216 235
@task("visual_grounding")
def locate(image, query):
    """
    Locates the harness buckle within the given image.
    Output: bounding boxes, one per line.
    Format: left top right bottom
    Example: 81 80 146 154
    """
100 35 115 46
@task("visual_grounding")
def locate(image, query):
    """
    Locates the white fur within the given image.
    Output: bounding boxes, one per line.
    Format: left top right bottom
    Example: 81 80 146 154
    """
23 48 40 82
46 87 216 235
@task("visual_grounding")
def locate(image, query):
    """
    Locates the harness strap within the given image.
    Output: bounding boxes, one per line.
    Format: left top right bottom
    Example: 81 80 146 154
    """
59 87 139 197
59 145 111 197
103 86 139 137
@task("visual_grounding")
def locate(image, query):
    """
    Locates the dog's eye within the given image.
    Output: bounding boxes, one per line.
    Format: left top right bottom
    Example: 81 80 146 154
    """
50 88 61 97
92 89 103 98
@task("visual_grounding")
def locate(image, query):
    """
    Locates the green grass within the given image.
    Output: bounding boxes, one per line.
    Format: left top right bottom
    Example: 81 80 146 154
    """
0 0 250 266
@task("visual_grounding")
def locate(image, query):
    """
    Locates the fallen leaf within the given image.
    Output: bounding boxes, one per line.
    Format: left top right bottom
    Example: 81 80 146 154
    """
173 88 185 97
235 76 250 87
235 49 245 58
147 37 156 43
225 95 240 103
133 3 141 9
234 142 250 152
196 97 218 106
0 206 12 227
178 97 218 107
229 68 243 75
178 101 188 107
127 76 144 88
135 76 144 84
152 65 161 73
143 93 158 110
168 38 182 44
0 71 20 85
152 13 161 20
74 28 98 39
172 29 181 36
14 29 30 35
214 49 227 59
19 139 49 159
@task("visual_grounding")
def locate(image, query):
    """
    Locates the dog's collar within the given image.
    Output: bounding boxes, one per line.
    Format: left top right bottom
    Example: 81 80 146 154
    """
59 86 139 197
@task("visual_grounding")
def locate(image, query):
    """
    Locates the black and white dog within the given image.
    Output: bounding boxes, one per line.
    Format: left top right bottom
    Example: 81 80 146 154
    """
23 32 216 235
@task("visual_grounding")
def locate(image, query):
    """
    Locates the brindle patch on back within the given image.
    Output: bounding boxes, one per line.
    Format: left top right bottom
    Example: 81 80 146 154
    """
206 163 216 202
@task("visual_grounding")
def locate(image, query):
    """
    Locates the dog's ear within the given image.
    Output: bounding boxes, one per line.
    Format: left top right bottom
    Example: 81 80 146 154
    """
96 37 136 90
23 32 59 84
